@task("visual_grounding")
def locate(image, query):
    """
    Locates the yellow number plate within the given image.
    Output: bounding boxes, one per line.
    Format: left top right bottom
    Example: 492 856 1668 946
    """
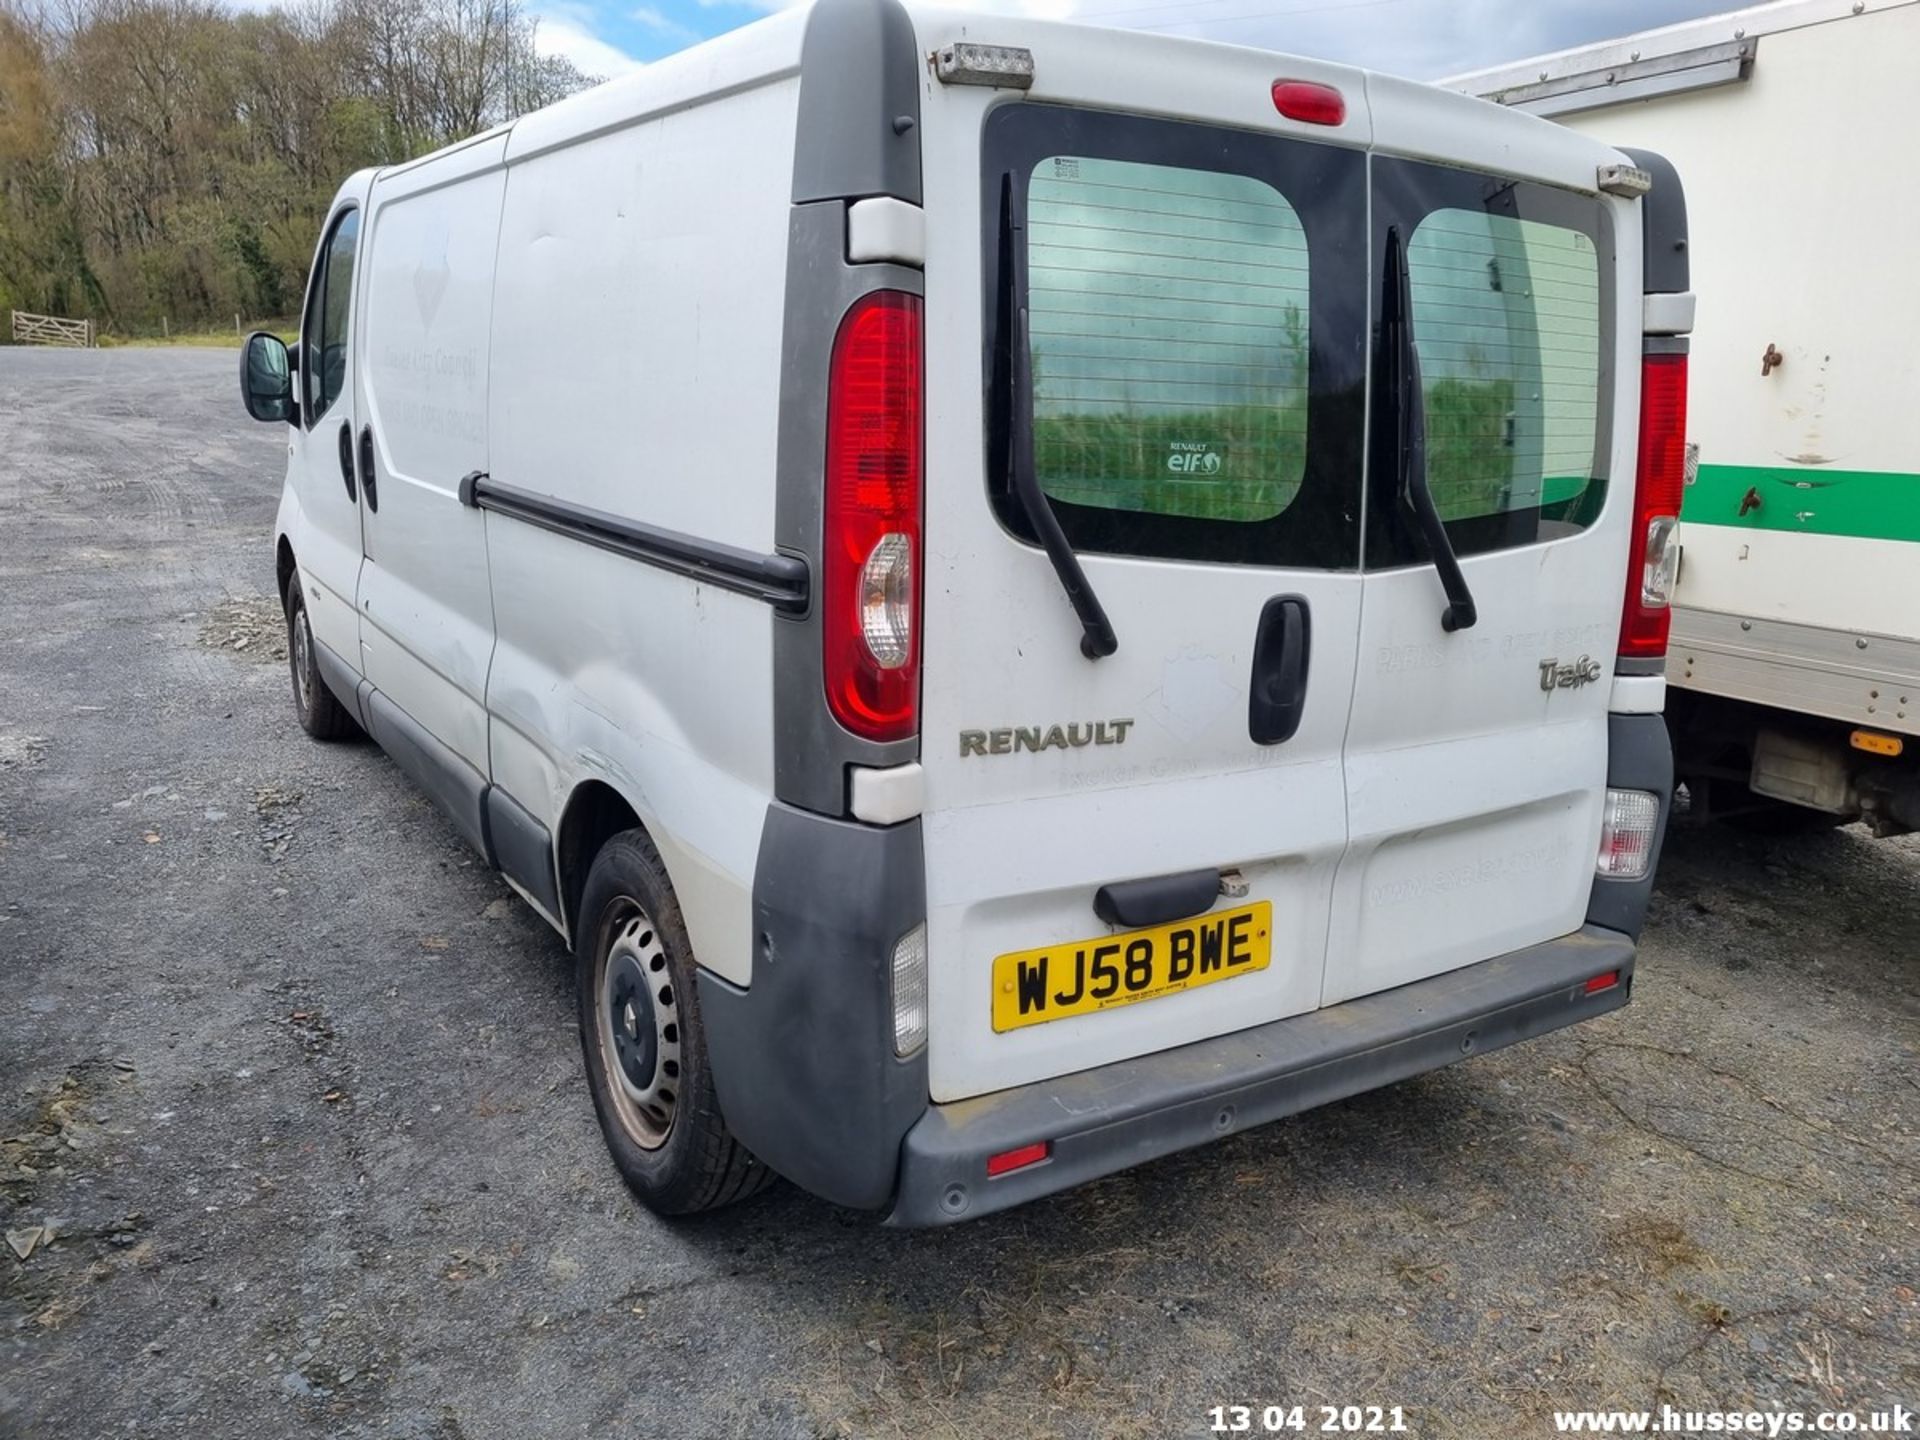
991 901 1272 1033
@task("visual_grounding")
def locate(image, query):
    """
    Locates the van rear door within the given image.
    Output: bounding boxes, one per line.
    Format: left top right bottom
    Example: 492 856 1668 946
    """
917 70 1372 1103
1326 81 1636 1004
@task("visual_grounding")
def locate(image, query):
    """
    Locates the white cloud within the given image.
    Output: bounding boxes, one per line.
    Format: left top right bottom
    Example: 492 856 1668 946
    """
631 3 703 42
533 10 646 77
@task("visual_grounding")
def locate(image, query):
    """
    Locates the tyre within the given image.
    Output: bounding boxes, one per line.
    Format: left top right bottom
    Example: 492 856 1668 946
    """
574 829 771 1215
284 572 360 741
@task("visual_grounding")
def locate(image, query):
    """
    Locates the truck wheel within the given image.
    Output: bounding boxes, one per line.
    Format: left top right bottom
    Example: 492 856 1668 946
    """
284 573 360 741
574 829 771 1215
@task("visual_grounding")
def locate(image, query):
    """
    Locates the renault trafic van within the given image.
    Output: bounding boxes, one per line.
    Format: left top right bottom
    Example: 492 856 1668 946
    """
239 0 1688 1225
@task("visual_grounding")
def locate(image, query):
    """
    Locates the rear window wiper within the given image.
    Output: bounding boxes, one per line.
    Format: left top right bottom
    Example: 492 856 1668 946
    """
999 173 1119 660
1382 225 1477 633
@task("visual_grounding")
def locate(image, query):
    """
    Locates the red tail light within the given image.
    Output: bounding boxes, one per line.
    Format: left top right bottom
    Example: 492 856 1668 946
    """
1619 352 1688 660
824 290 922 742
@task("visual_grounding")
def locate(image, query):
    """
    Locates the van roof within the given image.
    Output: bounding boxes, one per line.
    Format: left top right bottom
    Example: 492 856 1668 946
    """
362 0 1612 194
1448 0 1920 109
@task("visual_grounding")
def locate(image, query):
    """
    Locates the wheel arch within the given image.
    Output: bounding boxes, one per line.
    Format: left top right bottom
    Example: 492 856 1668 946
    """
556 779 648 942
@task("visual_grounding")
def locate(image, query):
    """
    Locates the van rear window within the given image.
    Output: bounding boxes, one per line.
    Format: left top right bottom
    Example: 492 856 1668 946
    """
1407 212 1602 525
1026 156 1310 525
983 104 1369 571
1365 156 1614 567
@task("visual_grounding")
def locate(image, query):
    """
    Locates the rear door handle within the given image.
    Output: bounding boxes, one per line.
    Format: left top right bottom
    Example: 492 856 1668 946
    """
336 421 356 503
1249 594 1311 746
357 425 378 513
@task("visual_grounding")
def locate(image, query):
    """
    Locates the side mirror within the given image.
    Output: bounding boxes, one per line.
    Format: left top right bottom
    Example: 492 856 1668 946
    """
240 331 297 425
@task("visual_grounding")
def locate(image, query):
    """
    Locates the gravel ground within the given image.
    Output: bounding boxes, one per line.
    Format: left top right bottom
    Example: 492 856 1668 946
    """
1 346 1916 1440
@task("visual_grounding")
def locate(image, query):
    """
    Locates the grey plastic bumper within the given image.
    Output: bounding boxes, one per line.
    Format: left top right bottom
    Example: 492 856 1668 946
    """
887 924 1635 1227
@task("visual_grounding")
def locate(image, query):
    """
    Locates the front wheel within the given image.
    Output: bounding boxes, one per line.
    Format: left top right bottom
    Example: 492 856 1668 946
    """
284 572 360 741
574 829 771 1215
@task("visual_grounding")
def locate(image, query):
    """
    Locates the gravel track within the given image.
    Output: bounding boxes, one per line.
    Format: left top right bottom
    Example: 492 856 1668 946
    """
1 347 1915 1440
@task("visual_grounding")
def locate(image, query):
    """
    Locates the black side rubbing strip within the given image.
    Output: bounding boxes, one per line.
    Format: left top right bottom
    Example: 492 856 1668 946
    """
464 475 809 613
1093 869 1221 930
999 173 1119 660
1379 225 1476 633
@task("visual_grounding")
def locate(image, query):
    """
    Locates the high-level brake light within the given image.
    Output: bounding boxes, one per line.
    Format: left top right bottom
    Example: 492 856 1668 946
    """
1271 80 1346 126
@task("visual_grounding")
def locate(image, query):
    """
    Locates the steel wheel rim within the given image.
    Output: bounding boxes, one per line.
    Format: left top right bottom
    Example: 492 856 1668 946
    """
291 603 313 714
595 900 681 1150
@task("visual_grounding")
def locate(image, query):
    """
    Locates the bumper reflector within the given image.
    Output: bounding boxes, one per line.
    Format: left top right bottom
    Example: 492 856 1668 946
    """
986 1141 1051 1178
891 922 928 1057
1584 970 1621 995
1597 788 1660 879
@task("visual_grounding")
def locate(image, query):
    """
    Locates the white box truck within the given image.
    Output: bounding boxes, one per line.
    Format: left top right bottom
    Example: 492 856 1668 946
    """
239 0 1687 1223
1454 0 1920 836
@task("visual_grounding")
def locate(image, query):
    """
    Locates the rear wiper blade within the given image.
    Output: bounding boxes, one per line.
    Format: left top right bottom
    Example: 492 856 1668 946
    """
999 174 1118 660
1383 225 1477 633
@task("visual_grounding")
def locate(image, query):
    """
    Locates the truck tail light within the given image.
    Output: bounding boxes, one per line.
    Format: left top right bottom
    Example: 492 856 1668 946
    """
824 291 922 742
1619 353 1688 660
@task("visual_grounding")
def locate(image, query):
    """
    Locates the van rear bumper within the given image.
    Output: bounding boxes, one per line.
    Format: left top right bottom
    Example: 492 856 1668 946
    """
885 924 1634 1227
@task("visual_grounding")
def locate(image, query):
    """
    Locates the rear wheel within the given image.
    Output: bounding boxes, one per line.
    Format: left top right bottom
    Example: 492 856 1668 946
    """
574 829 770 1215
284 573 359 741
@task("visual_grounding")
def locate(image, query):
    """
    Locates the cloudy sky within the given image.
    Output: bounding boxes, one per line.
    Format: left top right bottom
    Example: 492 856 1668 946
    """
531 0 1746 86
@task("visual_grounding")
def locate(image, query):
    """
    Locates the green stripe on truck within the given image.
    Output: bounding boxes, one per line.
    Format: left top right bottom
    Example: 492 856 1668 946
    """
1682 463 1920 543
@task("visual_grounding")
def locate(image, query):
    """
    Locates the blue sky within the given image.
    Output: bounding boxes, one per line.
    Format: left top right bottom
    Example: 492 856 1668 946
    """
530 0 1745 84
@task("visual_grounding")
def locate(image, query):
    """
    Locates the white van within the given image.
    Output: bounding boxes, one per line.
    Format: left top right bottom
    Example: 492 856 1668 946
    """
239 0 1687 1225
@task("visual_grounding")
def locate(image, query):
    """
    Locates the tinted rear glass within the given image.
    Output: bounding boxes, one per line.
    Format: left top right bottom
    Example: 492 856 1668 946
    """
1367 157 1614 566
1408 211 1601 523
983 104 1368 571
1026 156 1310 525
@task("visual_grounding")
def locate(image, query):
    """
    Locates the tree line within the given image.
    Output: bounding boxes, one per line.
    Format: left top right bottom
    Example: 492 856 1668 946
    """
0 0 595 335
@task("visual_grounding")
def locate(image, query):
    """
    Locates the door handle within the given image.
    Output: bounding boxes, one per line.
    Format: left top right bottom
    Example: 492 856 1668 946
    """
336 421 356 502
1249 594 1311 746
357 425 378 513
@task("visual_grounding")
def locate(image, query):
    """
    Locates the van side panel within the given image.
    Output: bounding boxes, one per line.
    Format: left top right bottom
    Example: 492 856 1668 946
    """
483 76 801 985
355 135 507 777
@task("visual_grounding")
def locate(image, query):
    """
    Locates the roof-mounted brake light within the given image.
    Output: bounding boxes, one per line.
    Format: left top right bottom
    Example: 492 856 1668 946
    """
1272 80 1346 126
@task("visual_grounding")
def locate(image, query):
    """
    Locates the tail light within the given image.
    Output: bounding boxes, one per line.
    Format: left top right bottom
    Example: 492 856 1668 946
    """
1619 353 1689 659
824 291 923 742
1597 788 1660 878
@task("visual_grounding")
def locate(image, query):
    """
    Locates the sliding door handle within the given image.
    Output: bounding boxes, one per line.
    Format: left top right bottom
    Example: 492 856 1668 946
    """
1249 594 1311 746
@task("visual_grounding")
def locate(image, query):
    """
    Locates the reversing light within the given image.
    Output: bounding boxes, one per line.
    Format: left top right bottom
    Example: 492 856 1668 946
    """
986 1141 1051 1178
890 922 928 1056
1272 80 1346 126
1597 788 1660 879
